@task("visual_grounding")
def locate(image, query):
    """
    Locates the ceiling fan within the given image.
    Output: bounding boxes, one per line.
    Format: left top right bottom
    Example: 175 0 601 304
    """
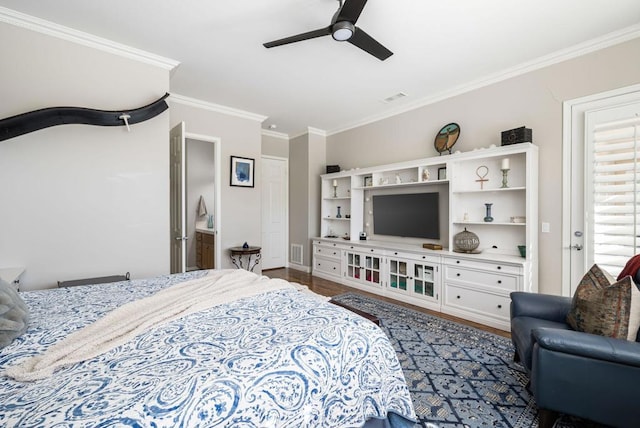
263 0 393 61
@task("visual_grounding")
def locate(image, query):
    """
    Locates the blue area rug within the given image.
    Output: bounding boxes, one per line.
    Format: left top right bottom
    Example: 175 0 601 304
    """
331 292 538 428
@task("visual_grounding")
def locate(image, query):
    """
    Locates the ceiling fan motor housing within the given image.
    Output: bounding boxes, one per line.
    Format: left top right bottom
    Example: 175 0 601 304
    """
332 21 355 41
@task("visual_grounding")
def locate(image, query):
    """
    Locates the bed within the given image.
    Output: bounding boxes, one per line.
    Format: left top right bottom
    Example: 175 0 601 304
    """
0 269 416 427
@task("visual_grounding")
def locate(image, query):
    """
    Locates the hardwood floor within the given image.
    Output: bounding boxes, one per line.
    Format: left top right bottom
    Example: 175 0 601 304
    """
263 267 511 339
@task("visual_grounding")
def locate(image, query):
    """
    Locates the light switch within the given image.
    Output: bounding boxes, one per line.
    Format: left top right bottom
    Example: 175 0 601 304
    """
541 222 550 233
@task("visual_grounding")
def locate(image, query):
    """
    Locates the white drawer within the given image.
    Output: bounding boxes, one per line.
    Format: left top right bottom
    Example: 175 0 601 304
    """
445 285 511 320
314 245 341 260
351 247 384 256
314 257 341 276
444 257 521 275
387 250 440 265
314 240 347 249
444 266 517 291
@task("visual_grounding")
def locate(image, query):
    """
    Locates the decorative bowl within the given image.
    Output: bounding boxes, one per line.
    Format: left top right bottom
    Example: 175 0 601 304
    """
510 216 526 224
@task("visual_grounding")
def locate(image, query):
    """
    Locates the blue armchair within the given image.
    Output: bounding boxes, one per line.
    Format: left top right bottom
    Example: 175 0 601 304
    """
510 291 640 428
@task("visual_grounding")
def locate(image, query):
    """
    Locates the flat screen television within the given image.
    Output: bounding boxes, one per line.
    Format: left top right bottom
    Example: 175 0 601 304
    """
372 192 439 239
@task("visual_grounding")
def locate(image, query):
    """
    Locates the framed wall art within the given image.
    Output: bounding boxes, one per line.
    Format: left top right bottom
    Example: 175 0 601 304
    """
230 156 254 188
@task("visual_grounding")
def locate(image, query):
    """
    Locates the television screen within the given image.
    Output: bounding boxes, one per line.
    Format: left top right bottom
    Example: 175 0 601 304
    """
373 192 439 239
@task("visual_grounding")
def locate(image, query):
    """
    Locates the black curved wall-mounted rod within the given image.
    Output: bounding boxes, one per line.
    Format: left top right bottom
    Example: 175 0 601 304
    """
0 93 170 142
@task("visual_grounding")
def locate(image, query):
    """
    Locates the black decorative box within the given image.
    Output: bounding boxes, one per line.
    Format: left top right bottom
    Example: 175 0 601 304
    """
326 165 341 173
501 127 532 145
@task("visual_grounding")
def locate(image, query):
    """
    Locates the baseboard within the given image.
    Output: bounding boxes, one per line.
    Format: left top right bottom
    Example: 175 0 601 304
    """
287 263 311 273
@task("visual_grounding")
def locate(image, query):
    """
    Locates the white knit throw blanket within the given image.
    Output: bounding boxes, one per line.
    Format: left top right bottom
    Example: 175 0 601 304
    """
6 269 295 382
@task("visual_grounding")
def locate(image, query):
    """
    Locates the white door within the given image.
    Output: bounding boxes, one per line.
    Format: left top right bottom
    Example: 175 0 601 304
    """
564 89 640 295
170 122 186 273
261 156 288 269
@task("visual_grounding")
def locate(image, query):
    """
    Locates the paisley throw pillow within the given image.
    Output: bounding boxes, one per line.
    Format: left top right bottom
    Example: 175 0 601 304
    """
567 264 640 341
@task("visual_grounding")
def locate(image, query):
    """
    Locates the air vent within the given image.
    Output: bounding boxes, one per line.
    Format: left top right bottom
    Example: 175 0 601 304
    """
382 92 408 103
291 244 303 265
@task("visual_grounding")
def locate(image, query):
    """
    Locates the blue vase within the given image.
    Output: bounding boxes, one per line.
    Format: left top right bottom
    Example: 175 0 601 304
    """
207 214 214 228
336 206 342 218
484 203 494 222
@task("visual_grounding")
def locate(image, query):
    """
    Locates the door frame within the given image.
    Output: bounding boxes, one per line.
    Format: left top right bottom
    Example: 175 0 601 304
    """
561 83 640 296
261 155 289 269
170 122 186 273
187 132 223 271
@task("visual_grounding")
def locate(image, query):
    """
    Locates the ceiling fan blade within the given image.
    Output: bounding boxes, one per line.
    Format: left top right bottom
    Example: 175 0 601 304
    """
263 26 332 48
335 0 368 24
348 27 393 60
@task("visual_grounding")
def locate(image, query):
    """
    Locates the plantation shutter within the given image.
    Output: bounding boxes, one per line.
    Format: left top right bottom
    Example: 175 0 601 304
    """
586 104 640 276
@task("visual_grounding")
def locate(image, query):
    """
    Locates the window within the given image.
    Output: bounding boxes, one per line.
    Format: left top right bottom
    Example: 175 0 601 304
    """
586 104 640 276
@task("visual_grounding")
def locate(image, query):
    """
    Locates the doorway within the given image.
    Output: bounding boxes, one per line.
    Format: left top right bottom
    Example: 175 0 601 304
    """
562 84 640 296
170 122 222 273
261 156 288 269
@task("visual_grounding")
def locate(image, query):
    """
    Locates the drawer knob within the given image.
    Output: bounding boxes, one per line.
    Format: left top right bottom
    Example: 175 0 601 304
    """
456 260 460 264
456 273 461 277
333 252 337 255
422 256 425 259
497 280 502 284
333 267 336 270
497 266 502 270
497 304 502 309
456 295 461 299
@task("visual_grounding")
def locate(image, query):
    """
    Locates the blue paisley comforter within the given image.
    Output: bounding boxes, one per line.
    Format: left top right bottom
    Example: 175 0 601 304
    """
0 271 416 427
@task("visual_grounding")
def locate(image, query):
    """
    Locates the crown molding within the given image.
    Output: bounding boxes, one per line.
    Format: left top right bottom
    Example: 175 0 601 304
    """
327 23 640 136
0 7 179 71
307 127 328 137
169 93 268 122
261 129 289 140
288 130 308 140
288 126 328 140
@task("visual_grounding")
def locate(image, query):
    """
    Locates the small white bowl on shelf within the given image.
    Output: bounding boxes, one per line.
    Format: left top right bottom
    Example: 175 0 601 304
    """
510 216 526 224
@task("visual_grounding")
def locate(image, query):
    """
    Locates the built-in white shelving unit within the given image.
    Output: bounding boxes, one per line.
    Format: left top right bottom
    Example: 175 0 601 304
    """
314 143 538 331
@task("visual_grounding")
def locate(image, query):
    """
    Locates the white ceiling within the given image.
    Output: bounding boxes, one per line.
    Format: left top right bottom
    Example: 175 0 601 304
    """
1 0 640 136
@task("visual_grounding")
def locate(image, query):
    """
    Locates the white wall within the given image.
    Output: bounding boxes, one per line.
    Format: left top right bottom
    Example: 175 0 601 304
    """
308 131 326 245
289 134 310 266
288 131 326 268
326 37 640 295
0 23 171 290
261 133 289 158
168 100 264 271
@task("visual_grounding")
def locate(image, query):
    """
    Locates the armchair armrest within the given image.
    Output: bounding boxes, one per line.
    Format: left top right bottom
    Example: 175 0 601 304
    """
533 328 640 367
510 291 572 323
